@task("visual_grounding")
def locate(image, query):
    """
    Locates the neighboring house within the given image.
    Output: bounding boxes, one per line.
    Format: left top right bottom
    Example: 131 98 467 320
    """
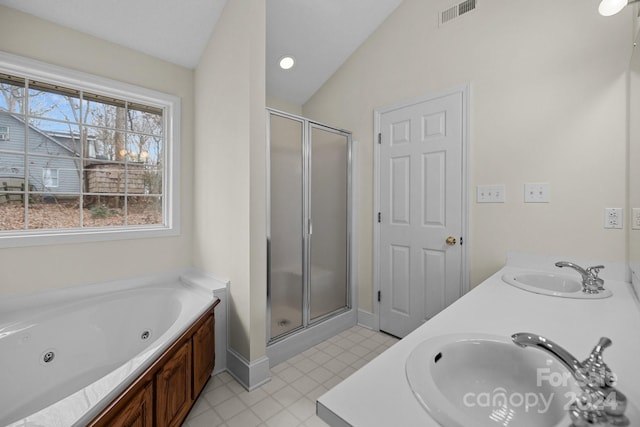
0 112 81 196
1 111 154 203
47 130 98 159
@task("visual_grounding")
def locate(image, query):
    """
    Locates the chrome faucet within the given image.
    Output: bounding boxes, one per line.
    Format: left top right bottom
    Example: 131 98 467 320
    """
512 332 629 426
555 261 605 294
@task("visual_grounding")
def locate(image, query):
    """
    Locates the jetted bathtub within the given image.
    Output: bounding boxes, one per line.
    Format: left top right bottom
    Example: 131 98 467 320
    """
0 272 219 427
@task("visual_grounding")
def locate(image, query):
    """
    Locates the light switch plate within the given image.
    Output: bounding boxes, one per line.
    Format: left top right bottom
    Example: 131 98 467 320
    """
524 183 550 203
633 208 640 230
477 184 505 203
604 208 623 229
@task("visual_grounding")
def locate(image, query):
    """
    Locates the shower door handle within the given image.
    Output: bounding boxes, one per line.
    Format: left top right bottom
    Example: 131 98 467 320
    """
308 219 313 236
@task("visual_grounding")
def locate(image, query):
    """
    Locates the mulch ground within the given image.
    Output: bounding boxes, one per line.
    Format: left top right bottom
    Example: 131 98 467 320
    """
0 201 162 230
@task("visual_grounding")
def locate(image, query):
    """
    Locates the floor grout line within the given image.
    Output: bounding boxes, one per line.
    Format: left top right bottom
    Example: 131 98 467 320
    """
183 325 399 427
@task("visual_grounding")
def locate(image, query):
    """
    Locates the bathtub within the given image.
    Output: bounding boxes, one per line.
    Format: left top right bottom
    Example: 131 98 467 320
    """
0 271 219 427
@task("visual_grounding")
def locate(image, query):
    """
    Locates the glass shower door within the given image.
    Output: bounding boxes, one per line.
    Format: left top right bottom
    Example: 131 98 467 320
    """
268 112 304 338
309 124 350 322
268 110 351 342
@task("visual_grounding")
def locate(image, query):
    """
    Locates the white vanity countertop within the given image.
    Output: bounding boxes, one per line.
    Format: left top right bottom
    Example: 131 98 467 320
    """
317 261 640 427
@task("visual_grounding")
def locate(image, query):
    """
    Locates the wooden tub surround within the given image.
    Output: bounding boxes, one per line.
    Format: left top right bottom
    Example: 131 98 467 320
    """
88 299 220 427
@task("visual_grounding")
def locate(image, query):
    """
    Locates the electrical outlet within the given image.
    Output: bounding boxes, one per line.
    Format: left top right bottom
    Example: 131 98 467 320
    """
632 208 640 230
524 183 550 203
477 184 505 203
604 208 623 229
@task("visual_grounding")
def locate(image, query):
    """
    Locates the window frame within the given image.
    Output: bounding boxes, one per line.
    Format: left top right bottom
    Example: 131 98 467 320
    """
0 51 181 248
42 168 59 188
0 125 8 141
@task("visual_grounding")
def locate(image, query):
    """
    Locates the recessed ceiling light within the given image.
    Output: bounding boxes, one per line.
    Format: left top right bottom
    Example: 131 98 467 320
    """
279 56 295 70
598 0 631 16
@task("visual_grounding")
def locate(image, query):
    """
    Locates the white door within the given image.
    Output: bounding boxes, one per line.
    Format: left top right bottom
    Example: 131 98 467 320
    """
378 90 465 338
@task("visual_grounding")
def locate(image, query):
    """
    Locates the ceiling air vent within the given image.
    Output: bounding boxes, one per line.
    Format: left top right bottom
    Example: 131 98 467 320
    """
439 0 477 26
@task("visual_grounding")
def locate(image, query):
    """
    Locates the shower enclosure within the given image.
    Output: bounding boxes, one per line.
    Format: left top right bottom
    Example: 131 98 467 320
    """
267 109 352 343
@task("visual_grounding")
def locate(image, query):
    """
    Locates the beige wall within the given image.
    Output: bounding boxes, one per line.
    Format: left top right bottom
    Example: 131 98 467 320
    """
194 0 266 361
635 4 640 38
267 95 303 116
1 0 634 362
629 29 640 273
0 6 194 296
303 0 634 312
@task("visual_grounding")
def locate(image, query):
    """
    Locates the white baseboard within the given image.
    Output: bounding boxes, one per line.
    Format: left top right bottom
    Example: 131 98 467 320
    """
356 308 376 330
226 348 271 391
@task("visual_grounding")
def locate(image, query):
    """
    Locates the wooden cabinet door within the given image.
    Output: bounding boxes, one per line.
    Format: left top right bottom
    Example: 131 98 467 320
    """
193 314 215 397
89 382 153 427
155 341 192 427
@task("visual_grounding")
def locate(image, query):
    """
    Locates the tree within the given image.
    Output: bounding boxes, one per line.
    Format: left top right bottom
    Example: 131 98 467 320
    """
0 81 24 113
115 106 126 161
1 79 164 204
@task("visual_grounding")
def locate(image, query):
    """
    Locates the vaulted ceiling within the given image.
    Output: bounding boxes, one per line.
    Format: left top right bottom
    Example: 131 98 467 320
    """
0 0 402 105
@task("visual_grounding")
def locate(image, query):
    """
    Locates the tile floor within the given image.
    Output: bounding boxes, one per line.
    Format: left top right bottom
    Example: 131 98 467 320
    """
182 325 399 427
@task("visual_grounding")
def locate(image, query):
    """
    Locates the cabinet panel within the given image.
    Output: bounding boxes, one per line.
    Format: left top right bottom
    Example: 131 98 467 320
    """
193 314 215 397
155 341 192 427
88 303 218 427
89 382 153 427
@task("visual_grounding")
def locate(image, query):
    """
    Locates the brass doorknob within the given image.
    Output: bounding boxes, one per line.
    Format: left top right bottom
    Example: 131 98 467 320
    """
446 236 456 246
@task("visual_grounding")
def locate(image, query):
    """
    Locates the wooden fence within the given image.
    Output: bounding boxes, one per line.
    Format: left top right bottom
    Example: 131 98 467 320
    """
0 179 34 204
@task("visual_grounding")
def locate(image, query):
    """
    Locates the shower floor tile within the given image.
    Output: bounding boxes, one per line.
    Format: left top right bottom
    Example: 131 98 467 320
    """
182 325 398 427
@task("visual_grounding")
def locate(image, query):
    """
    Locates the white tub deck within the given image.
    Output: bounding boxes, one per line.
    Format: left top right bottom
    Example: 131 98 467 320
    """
0 270 223 427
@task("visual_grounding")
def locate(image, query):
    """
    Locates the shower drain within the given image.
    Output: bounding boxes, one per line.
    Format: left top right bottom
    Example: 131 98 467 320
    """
277 319 290 327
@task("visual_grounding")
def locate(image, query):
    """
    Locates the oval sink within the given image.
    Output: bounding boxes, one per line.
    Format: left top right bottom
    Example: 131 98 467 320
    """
501 272 612 299
406 334 577 427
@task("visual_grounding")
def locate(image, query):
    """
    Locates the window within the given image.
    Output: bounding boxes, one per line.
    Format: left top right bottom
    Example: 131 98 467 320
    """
42 168 58 188
0 52 180 247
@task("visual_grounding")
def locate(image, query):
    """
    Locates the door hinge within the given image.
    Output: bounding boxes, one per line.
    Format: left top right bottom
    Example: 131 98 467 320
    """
378 212 382 223
378 291 381 302
378 133 382 144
